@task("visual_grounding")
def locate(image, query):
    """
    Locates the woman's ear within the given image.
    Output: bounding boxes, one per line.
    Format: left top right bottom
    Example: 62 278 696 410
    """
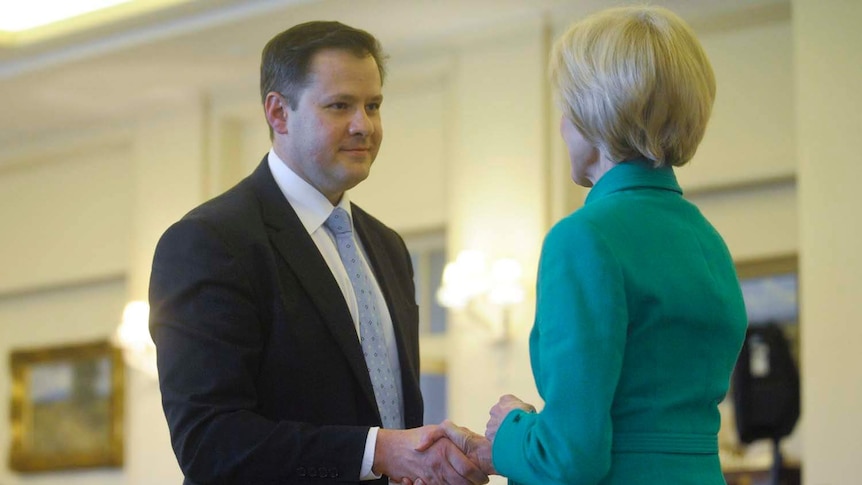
264 92 289 135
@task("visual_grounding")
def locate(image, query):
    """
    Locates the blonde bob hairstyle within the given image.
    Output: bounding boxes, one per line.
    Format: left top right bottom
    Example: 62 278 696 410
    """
549 6 715 167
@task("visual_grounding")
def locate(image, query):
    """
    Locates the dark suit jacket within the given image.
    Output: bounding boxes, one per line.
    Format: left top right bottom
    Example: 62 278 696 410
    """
149 157 423 485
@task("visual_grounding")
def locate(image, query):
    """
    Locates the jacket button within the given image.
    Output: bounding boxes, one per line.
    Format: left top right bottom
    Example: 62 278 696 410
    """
513 414 522 423
296 467 306 477
329 467 339 478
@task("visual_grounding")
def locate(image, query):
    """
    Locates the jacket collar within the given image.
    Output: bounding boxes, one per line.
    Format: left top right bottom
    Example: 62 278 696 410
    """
585 158 682 205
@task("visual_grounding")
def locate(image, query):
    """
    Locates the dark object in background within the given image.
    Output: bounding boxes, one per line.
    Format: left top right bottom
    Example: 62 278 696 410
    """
732 323 800 485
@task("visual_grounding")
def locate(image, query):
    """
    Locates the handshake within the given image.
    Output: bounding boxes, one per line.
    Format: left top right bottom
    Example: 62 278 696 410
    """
373 394 536 485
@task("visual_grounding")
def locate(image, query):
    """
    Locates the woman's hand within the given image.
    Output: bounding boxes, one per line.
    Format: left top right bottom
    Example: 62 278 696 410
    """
486 394 536 443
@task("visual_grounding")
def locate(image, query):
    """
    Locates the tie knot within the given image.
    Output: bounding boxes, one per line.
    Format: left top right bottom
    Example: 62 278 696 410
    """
324 207 353 235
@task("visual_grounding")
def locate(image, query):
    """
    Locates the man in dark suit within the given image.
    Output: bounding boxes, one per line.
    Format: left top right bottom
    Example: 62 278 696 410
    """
149 21 487 485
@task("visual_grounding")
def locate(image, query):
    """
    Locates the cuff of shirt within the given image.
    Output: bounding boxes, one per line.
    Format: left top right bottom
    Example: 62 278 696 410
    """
492 409 538 478
360 427 382 481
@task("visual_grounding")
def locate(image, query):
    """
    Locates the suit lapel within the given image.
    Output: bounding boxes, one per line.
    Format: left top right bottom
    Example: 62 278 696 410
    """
248 160 380 416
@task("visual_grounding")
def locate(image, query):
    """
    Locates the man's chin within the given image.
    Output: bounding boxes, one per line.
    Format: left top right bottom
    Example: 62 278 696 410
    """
338 165 372 191
339 155 373 173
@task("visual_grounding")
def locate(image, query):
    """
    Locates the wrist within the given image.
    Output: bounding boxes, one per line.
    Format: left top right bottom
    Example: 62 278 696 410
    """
372 428 395 477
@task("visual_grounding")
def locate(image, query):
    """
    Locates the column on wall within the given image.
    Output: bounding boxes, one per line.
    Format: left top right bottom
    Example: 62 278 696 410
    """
125 101 208 485
128 103 208 300
794 0 862 482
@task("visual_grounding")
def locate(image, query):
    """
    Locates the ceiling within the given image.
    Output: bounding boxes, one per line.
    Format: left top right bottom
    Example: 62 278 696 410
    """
0 0 785 149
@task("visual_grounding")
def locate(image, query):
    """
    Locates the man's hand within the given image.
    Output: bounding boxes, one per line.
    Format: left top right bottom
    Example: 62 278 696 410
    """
374 426 489 485
414 420 495 476
486 394 536 443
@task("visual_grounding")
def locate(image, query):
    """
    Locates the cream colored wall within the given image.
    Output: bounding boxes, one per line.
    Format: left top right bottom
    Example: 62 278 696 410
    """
351 57 450 232
0 138 132 294
683 13 795 191
2 3 851 484
123 105 209 485
795 0 862 483
444 21 549 485
687 10 798 263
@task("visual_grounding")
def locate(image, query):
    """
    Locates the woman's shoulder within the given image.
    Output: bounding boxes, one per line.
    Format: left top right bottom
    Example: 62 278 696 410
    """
548 197 622 240
543 207 614 260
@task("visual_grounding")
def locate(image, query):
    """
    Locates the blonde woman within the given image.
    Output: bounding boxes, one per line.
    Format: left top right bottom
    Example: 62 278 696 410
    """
419 6 747 485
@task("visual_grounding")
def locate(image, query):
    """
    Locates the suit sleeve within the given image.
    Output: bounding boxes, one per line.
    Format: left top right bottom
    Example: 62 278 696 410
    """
492 218 628 485
149 218 369 484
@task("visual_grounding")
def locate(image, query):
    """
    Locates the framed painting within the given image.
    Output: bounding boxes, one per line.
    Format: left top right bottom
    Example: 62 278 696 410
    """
9 340 124 472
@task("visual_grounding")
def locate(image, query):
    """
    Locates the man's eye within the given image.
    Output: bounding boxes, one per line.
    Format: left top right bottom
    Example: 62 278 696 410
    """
329 102 349 110
367 103 381 112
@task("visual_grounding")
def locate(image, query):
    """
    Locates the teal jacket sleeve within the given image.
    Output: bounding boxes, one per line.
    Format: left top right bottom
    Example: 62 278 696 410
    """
492 216 628 485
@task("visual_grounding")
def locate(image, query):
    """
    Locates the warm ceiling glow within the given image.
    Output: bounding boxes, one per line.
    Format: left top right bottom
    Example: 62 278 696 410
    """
0 0 132 32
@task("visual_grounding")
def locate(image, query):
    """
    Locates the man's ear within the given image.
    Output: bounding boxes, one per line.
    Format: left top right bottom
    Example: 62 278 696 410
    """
264 92 289 135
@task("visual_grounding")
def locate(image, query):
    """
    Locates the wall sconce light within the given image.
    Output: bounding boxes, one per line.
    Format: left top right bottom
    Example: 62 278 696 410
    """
113 300 158 379
436 250 525 341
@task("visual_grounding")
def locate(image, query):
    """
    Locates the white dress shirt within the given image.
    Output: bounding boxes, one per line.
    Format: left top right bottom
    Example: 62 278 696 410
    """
267 149 403 481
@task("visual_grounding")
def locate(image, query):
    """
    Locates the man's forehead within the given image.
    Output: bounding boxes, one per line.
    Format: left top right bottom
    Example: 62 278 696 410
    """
308 48 378 71
305 50 382 91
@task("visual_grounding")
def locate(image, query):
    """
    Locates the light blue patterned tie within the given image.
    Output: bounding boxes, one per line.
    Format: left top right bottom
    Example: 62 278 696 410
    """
324 207 403 429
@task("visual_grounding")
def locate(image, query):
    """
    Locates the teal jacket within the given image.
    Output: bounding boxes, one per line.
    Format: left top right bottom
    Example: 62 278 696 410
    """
493 160 747 485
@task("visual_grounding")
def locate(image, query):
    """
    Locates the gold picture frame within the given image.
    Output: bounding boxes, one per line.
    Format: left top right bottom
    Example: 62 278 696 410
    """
9 340 124 472
735 253 797 280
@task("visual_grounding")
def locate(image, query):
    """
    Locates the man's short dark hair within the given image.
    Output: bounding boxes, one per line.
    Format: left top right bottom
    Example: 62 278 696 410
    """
260 21 387 109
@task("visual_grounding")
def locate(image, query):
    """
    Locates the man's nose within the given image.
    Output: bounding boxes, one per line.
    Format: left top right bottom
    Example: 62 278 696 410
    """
348 109 374 136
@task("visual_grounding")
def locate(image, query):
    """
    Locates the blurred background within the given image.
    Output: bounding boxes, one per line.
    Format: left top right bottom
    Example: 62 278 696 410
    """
1 0 859 484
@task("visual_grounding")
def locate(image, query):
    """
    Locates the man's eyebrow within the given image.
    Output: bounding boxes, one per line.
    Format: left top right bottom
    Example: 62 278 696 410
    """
322 93 383 103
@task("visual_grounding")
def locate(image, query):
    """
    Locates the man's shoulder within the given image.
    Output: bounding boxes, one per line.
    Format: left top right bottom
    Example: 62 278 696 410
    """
159 172 270 251
185 176 259 224
179 156 272 226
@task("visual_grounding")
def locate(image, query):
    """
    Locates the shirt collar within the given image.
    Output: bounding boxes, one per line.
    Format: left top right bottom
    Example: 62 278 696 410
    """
585 158 683 205
267 148 352 234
